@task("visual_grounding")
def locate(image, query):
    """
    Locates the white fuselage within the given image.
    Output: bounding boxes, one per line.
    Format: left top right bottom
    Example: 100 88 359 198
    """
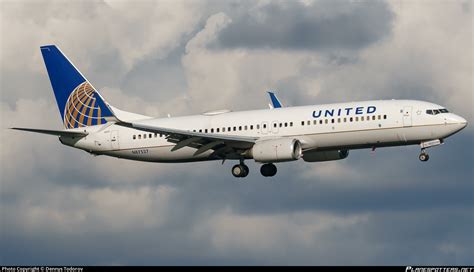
60 99 467 163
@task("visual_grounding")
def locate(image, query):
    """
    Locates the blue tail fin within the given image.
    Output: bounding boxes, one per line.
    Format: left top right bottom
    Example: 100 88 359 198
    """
40 45 114 129
267 91 283 108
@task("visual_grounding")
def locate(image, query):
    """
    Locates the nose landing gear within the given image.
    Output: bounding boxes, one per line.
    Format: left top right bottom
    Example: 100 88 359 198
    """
419 151 429 162
418 139 442 162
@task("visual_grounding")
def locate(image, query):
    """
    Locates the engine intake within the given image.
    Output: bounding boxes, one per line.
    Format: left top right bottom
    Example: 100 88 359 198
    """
251 138 302 163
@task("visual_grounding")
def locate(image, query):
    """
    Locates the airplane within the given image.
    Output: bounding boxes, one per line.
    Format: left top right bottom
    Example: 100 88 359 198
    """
12 45 468 178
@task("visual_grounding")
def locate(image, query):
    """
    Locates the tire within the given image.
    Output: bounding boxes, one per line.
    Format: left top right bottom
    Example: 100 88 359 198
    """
232 164 249 178
241 165 249 177
232 164 243 177
260 163 277 177
419 153 429 162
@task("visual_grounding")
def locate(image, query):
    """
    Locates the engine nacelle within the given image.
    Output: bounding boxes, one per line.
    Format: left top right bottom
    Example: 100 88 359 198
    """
302 150 349 162
251 138 302 163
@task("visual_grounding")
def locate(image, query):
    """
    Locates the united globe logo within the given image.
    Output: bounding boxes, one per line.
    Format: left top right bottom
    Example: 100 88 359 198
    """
63 81 107 129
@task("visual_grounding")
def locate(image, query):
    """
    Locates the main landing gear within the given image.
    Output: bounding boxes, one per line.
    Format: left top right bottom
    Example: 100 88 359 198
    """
231 161 278 178
232 162 249 178
260 163 277 177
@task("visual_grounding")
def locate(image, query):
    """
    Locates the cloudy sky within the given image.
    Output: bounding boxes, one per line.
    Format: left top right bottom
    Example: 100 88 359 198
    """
0 0 473 265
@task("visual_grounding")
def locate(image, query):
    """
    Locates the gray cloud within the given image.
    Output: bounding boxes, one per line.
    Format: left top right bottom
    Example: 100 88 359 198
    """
212 1 394 51
1 0 473 266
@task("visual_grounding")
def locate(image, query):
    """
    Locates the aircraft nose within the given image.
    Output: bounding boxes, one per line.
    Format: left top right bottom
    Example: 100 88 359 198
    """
454 114 467 127
447 114 468 130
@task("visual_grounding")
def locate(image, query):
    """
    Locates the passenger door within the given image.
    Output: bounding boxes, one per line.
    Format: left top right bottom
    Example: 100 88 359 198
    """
271 121 279 134
261 122 269 135
403 106 412 127
110 130 120 149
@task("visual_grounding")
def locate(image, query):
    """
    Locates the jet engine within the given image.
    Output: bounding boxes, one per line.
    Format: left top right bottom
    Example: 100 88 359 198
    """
302 150 349 162
251 138 302 163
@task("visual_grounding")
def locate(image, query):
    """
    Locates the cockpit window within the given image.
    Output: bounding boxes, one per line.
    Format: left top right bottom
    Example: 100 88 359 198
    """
426 108 449 115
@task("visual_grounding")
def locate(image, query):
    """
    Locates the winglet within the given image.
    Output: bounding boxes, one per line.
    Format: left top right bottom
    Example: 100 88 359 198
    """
267 91 283 108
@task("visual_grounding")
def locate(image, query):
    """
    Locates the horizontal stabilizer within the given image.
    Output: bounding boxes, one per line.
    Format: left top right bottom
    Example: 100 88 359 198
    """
11 127 88 137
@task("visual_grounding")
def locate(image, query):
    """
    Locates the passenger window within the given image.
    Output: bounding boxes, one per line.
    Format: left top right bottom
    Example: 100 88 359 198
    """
279 123 282 128
149 134 152 138
350 117 353 122
378 115 381 120
257 124 260 129
239 126 242 131
301 121 305 126
355 117 358 122
284 123 288 127
290 122 293 127
144 134 147 139
199 129 202 133
383 115 387 119
244 125 248 130
344 118 347 123
133 135 136 140
331 119 335 123
223 127 226 132
325 119 328 124
250 125 253 130
372 116 376 120
273 123 277 128
263 124 267 129
138 135 142 139
319 120 323 124
217 128 220 133
233 127 236 131
307 121 311 125
228 127 231 131
211 128 214 133
361 116 364 121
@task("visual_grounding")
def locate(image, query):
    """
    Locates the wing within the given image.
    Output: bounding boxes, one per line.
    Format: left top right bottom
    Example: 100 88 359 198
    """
117 121 258 159
11 127 88 137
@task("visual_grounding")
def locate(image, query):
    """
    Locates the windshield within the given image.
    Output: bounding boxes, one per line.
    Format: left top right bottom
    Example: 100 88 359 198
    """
426 108 449 115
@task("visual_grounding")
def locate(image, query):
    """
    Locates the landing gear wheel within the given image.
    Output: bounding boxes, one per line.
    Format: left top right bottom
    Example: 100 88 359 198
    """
232 164 249 178
260 163 277 177
419 153 429 162
242 164 249 176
